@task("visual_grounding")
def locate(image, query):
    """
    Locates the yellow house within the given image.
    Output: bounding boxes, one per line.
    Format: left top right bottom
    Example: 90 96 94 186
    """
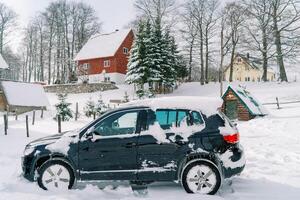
224 53 276 82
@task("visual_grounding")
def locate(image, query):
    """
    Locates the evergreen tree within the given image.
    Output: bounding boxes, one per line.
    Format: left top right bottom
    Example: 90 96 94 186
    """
94 94 108 116
125 20 147 87
146 17 164 87
161 29 177 87
84 97 96 117
54 93 73 121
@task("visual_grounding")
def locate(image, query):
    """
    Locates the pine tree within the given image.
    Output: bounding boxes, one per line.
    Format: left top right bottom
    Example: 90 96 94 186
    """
94 94 108 116
54 93 73 121
161 29 177 87
125 20 147 87
146 17 164 87
84 97 96 117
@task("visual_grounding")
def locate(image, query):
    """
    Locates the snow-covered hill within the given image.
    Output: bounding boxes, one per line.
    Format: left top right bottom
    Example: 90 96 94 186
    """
0 81 300 200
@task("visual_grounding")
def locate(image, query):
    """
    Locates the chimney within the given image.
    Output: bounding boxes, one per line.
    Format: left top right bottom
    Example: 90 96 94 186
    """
247 53 250 59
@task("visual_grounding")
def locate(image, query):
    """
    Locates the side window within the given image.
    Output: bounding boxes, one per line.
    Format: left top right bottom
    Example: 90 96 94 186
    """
93 111 138 137
154 109 191 130
177 110 189 126
191 111 204 125
155 110 176 130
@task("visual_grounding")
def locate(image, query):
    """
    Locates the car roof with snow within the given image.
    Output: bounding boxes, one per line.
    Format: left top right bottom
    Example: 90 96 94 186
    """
121 96 222 116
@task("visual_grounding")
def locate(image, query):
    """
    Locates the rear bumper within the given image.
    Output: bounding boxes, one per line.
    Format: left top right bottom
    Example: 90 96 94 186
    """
218 144 246 178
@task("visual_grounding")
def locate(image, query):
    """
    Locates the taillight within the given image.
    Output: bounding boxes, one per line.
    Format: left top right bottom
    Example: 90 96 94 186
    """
223 133 240 144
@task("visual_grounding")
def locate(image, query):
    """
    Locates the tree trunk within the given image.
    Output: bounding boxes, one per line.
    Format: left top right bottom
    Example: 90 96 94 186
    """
200 27 204 85
273 15 288 82
229 32 236 82
262 28 268 82
188 39 194 82
205 27 209 84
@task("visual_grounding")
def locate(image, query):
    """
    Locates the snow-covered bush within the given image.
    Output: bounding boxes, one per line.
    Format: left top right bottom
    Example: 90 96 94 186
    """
54 93 73 121
84 97 96 117
94 95 109 116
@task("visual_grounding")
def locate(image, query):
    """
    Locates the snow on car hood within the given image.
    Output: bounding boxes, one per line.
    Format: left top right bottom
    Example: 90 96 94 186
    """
27 129 79 155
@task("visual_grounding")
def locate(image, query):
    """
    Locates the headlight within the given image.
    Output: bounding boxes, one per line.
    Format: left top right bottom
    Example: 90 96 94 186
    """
24 146 35 156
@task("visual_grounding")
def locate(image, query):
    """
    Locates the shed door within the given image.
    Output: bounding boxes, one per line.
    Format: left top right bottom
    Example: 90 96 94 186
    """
225 100 238 120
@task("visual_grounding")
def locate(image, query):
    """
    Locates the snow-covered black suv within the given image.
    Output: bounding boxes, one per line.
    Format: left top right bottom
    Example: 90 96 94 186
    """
22 97 245 194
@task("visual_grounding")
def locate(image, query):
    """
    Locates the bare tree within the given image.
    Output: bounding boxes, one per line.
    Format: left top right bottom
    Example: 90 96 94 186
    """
242 0 273 82
203 0 219 84
21 0 101 84
180 1 198 81
223 2 245 82
219 14 231 96
0 3 17 54
270 0 300 82
134 0 176 25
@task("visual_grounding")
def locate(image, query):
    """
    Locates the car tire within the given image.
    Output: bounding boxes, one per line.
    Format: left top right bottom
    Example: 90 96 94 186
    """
37 159 75 191
181 160 221 195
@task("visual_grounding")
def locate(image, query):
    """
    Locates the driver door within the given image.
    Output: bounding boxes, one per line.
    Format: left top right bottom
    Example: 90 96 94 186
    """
78 109 143 181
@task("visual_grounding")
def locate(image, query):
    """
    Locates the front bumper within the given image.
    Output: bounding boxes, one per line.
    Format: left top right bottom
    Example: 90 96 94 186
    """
219 144 246 178
21 155 35 182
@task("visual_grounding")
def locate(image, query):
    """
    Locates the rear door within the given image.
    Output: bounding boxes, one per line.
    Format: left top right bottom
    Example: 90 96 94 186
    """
136 109 191 181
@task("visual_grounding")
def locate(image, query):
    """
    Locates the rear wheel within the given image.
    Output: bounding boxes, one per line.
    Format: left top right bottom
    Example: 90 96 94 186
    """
181 160 221 194
37 160 75 191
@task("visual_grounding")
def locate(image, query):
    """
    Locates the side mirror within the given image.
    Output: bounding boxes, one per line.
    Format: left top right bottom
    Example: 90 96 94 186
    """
85 131 93 140
85 127 95 140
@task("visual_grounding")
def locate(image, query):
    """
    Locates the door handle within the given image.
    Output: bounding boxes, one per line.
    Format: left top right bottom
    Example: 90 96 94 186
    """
82 147 89 151
125 142 137 148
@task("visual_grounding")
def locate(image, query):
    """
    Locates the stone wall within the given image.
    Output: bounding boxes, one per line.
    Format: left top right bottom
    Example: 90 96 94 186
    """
44 82 118 94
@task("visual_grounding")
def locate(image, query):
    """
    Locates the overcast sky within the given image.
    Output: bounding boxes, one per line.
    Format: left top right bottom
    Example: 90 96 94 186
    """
0 0 137 51
0 0 137 31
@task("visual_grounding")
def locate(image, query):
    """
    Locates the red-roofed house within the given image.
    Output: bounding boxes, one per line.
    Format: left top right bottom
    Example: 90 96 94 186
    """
74 29 134 84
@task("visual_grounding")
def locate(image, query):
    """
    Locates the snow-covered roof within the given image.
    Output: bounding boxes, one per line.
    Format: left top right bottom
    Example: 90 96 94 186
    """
223 85 268 116
0 54 9 69
74 29 132 61
1 81 49 107
122 96 223 116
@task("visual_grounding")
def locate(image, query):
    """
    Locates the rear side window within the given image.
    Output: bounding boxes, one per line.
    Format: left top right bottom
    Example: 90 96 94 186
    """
155 109 190 130
191 111 204 125
156 110 177 129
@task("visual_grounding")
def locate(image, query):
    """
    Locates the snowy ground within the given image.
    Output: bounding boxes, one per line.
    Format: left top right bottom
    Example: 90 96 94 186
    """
0 81 300 199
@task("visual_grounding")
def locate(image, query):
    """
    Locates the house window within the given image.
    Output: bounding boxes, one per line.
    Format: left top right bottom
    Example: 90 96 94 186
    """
123 47 129 54
82 63 90 70
237 58 242 62
104 76 110 82
104 60 110 67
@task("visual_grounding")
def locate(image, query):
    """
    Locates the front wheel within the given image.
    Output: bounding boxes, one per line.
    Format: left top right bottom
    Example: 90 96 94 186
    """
37 160 75 191
181 160 221 195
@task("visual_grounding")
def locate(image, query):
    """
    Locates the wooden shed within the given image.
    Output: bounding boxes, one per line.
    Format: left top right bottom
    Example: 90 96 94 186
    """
0 81 49 114
221 85 268 121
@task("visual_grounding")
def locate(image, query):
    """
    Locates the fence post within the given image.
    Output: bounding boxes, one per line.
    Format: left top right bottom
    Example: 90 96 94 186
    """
26 115 29 137
15 110 18 121
4 114 7 135
276 97 280 109
75 102 78 121
32 110 36 125
41 107 44 119
58 115 62 133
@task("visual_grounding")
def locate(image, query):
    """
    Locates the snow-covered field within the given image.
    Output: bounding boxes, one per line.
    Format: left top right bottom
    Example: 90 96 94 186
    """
0 82 300 200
